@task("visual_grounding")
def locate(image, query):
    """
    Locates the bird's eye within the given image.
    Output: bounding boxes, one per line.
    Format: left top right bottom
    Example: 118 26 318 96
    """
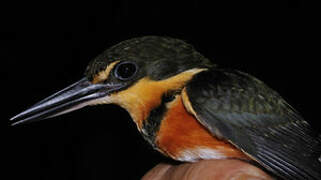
114 61 138 80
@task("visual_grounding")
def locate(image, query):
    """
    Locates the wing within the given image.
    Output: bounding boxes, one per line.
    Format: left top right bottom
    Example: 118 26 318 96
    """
184 68 321 180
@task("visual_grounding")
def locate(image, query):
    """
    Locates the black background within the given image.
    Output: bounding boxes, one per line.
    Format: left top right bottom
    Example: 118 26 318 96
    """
3 1 319 180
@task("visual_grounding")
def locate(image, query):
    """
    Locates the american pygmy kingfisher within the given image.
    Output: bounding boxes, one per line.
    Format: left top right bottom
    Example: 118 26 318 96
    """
11 36 321 179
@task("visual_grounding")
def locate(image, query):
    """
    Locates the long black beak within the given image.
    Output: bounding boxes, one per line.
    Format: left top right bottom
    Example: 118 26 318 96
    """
10 77 123 126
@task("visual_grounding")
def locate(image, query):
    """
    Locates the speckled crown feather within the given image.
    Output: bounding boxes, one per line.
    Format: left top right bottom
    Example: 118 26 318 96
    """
84 36 213 80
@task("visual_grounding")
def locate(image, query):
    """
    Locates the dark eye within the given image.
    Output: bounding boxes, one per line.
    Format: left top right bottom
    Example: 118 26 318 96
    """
114 61 138 80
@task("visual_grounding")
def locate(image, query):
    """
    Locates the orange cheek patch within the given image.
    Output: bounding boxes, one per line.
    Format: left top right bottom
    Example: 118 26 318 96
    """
156 96 248 160
109 78 167 129
109 68 207 129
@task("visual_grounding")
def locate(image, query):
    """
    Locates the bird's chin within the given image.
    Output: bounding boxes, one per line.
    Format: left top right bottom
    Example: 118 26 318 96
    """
88 95 114 106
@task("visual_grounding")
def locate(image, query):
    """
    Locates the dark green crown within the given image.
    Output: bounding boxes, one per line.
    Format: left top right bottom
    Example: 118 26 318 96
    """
85 36 214 81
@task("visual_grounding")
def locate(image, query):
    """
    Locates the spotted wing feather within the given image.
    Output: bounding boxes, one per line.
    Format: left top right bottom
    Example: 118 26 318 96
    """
185 68 321 180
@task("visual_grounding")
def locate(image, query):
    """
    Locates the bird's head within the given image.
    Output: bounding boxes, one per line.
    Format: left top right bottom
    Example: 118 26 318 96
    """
11 36 213 129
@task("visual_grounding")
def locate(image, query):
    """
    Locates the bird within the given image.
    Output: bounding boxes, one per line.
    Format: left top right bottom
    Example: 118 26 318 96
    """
11 36 321 179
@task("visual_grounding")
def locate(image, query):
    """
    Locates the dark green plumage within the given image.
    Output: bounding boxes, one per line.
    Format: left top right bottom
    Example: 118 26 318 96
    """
85 36 213 81
185 68 321 180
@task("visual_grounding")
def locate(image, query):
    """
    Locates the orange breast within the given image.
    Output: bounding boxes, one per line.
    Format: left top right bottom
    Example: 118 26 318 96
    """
155 95 249 162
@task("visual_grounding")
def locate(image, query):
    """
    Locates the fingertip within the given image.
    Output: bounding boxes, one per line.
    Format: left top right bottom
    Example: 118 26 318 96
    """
219 159 273 180
173 159 272 180
142 159 273 180
142 163 172 180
